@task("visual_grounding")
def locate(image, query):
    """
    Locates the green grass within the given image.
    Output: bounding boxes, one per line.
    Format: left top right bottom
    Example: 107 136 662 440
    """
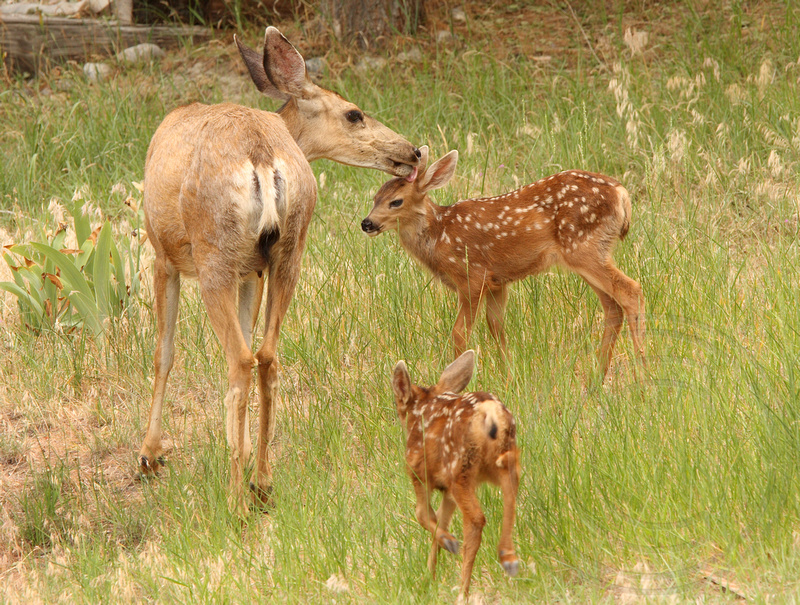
2 2 800 602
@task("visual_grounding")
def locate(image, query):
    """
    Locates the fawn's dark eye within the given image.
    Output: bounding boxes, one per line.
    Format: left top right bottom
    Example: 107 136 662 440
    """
346 109 364 123
389 199 403 208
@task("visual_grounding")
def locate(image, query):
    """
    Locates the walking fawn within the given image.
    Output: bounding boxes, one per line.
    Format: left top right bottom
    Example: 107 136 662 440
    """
138 27 419 514
392 350 519 598
363 147 645 378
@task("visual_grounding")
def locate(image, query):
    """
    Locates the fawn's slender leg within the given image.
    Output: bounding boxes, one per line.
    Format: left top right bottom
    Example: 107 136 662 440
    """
585 282 625 378
412 480 460 555
452 288 484 356
139 256 180 473
572 259 646 377
451 481 486 598
485 285 509 363
427 491 458 576
496 449 520 576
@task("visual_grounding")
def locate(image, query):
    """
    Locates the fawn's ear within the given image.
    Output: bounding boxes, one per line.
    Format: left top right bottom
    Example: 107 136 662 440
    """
418 145 430 173
418 150 458 193
392 361 414 406
405 145 430 182
434 349 474 394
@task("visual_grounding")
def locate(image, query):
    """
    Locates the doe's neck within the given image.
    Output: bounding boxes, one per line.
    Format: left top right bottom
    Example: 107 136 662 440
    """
276 99 322 160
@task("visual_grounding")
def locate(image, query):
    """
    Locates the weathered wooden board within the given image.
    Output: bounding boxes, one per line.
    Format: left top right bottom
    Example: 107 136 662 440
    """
0 15 210 72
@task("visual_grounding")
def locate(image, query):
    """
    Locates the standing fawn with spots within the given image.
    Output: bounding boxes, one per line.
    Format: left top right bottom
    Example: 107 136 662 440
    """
138 27 419 514
363 146 645 378
392 350 520 599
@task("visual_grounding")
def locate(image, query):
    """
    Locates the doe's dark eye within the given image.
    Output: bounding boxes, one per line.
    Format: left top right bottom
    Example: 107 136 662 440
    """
389 199 403 208
346 109 364 123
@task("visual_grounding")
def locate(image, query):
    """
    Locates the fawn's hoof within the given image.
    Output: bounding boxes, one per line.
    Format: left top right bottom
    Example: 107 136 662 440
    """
441 536 460 555
502 560 519 577
499 550 519 577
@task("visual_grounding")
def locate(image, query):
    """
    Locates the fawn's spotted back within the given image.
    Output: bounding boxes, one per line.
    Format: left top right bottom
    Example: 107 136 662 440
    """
401 389 517 492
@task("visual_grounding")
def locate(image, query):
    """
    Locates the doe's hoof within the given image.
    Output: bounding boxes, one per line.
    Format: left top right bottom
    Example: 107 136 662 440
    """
249 481 275 511
139 454 166 475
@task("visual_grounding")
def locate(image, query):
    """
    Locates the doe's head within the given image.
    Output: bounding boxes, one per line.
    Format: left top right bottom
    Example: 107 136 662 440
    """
235 27 421 177
361 146 458 235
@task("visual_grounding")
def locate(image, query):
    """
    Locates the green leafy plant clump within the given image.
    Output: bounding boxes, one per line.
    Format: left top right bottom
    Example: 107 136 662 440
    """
1 198 143 337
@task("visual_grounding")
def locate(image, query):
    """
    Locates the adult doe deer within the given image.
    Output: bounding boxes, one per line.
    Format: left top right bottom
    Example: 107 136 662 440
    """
138 27 420 513
392 350 520 599
363 146 645 378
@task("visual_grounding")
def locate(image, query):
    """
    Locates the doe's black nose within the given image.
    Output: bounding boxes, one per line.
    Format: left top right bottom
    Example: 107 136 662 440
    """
413 147 422 159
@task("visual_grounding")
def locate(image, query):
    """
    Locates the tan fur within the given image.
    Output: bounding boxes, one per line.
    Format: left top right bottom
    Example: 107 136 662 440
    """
392 351 520 598
138 27 419 515
364 146 645 379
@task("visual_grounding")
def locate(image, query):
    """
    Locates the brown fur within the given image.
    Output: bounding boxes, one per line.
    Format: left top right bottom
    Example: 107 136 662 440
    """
392 351 520 598
364 146 645 378
138 27 419 515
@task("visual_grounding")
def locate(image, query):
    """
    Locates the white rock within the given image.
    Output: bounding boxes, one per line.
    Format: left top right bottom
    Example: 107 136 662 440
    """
451 7 466 23
436 30 453 44
353 56 387 75
83 62 112 82
305 57 327 79
397 47 422 62
116 43 165 64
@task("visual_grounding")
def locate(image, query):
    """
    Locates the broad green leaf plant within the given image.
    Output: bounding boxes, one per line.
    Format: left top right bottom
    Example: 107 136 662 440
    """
1 199 142 338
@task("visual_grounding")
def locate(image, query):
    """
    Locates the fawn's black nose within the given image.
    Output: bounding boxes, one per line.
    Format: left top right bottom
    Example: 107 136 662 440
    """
361 218 375 233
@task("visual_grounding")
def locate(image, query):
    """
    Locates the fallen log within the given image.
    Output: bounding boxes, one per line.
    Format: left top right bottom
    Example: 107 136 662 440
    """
0 15 209 73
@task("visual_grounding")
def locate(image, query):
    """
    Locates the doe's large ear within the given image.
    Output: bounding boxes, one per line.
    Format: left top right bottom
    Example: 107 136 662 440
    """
392 361 414 407
234 34 290 101
418 150 458 194
263 26 312 99
434 349 474 394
